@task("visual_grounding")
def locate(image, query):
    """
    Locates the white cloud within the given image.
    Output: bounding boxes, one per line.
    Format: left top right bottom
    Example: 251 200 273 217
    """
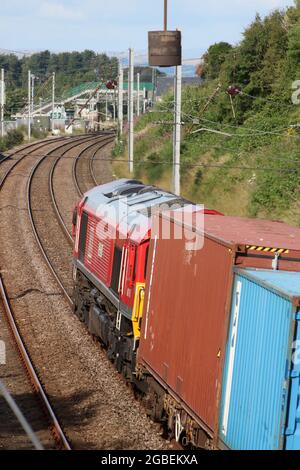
39 1 84 21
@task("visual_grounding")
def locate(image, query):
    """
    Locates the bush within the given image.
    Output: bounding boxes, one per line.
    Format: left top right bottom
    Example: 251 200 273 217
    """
0 128 24 152
112 138 125 158
32 127 48 140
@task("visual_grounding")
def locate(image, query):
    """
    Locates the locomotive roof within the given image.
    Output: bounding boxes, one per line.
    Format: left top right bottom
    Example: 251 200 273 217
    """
83 179 196 243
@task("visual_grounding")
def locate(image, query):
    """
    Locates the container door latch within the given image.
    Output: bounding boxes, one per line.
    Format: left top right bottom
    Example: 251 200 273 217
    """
272 252 280 271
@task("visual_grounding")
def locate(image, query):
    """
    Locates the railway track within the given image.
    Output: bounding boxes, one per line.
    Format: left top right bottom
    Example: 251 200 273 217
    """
0 136 97 450
0 276 70 450
0 134 95 186
0 134 106 449
72 133 115 196
50 134 114 244
28 134 112 306
0 133 167 450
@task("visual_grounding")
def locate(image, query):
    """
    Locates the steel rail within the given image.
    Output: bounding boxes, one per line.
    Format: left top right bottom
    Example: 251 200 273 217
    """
0 134 88 167
27 133 114 312
88 135 114 187
72 134 115 196
49 134 113 246
26 136 105 307
26 133 111 306
0 135 102 449
89 144 100 187
0 134 95 188
27 155 74 306
0 275 71 450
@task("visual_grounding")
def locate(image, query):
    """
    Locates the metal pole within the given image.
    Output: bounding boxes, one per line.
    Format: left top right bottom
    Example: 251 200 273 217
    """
113 86 117 122
173 65 182 196
164 0 168 31
128 48 134 173
152 68 157 105
118 62 123 135
105 91 108 121
52 72 55 133
28 70 31 141
31 74 35 114
96 92 100 131
143 87 146 114
127 68 130 122
137 73 140 117
152 68 155 106
91 96 94 131
1 69 4 138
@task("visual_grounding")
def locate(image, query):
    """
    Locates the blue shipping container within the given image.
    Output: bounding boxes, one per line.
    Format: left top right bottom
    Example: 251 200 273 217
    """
219 268 300 450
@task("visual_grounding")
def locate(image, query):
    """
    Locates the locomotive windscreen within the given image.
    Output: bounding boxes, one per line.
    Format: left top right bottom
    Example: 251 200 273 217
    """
79 211 88 263
111 247 122 294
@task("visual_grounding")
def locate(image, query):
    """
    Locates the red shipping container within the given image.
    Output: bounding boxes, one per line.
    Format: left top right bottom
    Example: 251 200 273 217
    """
138 214 300 441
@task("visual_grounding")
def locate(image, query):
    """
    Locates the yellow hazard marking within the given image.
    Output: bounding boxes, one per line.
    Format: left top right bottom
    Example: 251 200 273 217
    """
246 245 289 255
132 282 145 340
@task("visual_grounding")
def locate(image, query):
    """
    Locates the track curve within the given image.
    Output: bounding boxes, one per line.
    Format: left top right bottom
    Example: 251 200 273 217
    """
0 133 168 450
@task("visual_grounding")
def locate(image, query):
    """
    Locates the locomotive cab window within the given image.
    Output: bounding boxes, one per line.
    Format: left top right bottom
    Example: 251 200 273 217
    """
78 211 88 263
133 249 137 281
144 245 149 280
111 246 122 294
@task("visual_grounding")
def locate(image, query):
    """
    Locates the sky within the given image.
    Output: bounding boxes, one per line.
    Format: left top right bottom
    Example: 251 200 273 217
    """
0 0 296 60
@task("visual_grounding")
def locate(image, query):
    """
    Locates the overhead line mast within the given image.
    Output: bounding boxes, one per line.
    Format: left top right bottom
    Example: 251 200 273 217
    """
118 61 124 136
1 69 5 138
28 70 31 141
128 48 134 174
164 0 168 31
52 72 55 133
137 73 140 117
148 0 182 195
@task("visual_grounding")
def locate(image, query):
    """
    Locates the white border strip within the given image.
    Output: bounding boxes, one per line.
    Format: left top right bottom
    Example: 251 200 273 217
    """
144 236 157 340
221 280 242 436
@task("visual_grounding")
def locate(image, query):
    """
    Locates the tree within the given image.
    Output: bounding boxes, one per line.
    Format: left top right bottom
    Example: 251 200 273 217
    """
201 42 232 80
0 50 120 116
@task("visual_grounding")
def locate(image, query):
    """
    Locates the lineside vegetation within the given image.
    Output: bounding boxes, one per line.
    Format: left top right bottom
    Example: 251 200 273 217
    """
115 1 300 226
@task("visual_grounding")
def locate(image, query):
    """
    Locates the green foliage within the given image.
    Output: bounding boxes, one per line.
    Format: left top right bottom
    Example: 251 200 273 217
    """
112 138 125 158
115 2 300 225
31 127 48 140
202 42 233 80
0 129 24 152
124 66 165 82
0 50 119 115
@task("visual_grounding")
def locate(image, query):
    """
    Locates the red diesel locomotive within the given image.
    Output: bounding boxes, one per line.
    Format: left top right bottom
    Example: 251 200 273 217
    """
72 179 220 379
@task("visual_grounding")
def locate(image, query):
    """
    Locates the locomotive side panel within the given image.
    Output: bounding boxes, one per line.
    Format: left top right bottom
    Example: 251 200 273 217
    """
84 214 115 287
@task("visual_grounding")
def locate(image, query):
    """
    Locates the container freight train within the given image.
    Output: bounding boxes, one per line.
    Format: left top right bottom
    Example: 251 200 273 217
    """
72 179 300 450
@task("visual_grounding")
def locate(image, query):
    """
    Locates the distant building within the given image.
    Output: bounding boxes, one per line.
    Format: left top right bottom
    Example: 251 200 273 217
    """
48 105 67 120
